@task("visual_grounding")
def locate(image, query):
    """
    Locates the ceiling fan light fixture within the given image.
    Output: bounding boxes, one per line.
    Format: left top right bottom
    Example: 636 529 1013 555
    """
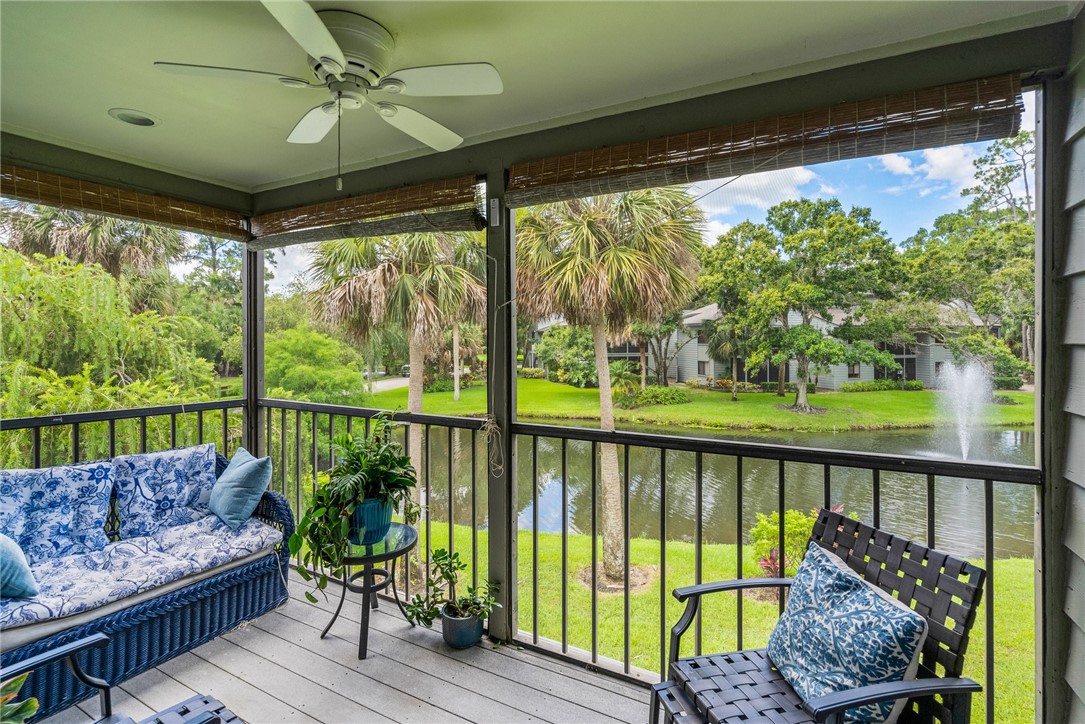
108 108 158 127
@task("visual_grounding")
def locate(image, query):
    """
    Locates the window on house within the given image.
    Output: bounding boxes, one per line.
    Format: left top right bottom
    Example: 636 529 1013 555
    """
697 332 708 344
848 362 861 378
697 361 708 376
935 361 944 378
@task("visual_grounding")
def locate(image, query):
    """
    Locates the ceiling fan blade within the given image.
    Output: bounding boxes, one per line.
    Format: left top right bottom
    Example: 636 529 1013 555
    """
375 103 462 152
288 104 339 144
261 0 347 77
384 63 503 96
154 62 321 88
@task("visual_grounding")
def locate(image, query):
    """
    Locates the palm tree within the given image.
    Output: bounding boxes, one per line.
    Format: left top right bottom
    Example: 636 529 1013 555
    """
517 188 704 581
308 231 486 487
1 203 184 279
704 320 744 402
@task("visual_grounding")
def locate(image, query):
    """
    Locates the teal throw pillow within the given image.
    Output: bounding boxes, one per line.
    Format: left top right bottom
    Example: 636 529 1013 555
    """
209 447 272 531
1 533 39 599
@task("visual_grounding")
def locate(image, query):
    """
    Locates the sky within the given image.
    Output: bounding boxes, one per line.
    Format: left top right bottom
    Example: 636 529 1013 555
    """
190 91 1035 294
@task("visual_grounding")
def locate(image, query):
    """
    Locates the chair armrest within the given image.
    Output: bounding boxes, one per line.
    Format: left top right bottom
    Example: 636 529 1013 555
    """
667 578 792 667
254 490 296 543
0 634 110 681
673 578 793 602
802 678 982 722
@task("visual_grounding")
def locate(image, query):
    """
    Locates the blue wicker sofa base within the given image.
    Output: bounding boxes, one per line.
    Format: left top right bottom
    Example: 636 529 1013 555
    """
1 491 294 723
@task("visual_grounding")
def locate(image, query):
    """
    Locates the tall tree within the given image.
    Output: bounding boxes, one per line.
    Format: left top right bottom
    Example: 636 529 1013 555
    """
0 204 184 280
731 199 901 412
962 130 1035 223
517 187 704 582
308 231 485 488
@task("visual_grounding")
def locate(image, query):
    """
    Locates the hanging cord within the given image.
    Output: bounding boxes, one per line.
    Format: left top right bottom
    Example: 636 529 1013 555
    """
336 93 343 192
481 413 503 478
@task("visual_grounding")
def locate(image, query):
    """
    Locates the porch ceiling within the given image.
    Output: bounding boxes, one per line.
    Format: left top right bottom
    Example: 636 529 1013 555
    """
1 1 1079 197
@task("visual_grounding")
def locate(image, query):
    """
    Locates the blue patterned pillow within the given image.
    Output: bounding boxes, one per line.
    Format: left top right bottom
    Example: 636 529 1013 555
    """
767 542 928 723
113 444 217 539
0 462 113 565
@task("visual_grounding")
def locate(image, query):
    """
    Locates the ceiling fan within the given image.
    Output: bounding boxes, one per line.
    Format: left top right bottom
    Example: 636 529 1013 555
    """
154 0 502 152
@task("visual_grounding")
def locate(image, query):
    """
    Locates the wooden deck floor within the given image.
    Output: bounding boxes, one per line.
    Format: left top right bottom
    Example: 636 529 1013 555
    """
41 572 650 724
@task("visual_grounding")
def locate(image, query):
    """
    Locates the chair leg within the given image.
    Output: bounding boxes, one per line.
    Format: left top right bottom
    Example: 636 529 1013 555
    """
648 686 660 724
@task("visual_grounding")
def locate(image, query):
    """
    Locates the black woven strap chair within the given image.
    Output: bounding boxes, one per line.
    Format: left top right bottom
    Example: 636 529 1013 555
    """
649 510 986 724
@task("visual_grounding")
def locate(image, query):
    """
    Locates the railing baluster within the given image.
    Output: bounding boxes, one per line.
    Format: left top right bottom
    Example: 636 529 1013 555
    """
265 405 272 458
561 437 568 653
295 409 302 562
823 464 831 509
170 413 177 448
471 428 478 590
141 417 148 453
197 410 204 444
659 447 667 679
736 455 744 650
532 435 539 645
591 440 598 664
985 479 995 724
280 408 287 495
694 451 703 656
872 468 881 529
32 427 41 468
346 416 352 437
926 473 936 548
108 420 115 458
778 459 786 615
72 423 80 463
447 426 454 558
220 409 227 455
425 424 431 559
623 443 631 673
328 415 335 467
311 411 318 495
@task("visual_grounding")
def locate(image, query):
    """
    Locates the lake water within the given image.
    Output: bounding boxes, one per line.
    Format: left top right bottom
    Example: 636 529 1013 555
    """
423 425 1037 560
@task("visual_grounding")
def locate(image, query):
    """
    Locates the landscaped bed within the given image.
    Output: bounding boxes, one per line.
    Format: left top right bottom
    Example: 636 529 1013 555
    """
371 378 1034 432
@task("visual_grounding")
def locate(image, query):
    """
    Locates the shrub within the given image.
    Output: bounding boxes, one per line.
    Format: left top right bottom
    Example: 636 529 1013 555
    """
992 393 1020 405
614 392 639 409
423 376 455 393
747 509 818 578
636 385 690 406
840 379 924 392
684 378 703 388
518 367 545 379
760 382 816 394
994 375 1023 390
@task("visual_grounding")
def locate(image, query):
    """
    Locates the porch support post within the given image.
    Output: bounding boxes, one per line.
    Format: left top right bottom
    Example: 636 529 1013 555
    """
242 247 266 456
486 164 517 641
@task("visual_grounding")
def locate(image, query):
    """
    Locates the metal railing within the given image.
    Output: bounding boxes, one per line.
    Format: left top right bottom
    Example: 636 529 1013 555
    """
0 401 1042 723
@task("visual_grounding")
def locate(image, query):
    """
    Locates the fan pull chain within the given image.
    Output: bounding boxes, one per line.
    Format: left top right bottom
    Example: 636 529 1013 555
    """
336 93 343 192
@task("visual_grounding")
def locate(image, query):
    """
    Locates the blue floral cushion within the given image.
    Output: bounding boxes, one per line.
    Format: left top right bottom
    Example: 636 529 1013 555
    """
0 518 283 630
0 461 113 564
767 543 928 723
113 444 217 539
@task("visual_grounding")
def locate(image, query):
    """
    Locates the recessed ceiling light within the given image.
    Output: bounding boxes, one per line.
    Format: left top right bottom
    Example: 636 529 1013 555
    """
108 108 158 127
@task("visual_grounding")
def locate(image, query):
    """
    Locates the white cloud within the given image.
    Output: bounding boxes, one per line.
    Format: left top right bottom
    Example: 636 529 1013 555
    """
917 146 978 189
701 219 732 246
267 245 314 293
880 154 916 176
690 167 818 216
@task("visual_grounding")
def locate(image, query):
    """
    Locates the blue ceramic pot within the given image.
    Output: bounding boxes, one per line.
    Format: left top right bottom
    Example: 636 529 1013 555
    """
349 498 392 545
440 605 484 649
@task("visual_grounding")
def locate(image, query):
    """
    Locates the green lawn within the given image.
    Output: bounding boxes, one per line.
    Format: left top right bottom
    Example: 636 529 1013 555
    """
401 521 1034 724
371 378 1034 432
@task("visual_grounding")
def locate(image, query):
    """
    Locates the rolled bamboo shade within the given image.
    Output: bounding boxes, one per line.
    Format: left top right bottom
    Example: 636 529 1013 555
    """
0 164 250 240
506 75 1023 207
249 175 485 249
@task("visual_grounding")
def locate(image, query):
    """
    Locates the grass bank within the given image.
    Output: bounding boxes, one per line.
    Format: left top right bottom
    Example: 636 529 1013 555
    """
392 522 1034 723
370 378 1034 432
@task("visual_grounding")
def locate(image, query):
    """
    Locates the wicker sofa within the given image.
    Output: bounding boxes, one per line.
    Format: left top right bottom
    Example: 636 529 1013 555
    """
0 448 294 722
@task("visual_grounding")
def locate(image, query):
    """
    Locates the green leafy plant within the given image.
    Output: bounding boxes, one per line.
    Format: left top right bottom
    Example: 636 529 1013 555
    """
1 674 39 724
288 413 419 602
840 379 924 392
517 367 545 379
636 386 690 406
404 548 499 627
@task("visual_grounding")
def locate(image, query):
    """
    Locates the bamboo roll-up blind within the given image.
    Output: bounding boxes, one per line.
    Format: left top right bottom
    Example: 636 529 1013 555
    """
249 174 484 248
0 164 250 240
506 75 1022 207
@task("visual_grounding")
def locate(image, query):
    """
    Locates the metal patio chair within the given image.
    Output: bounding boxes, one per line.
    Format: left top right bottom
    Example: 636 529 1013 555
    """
650 509 986 724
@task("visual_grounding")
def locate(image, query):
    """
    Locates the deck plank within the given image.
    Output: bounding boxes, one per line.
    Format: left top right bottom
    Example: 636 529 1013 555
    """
224 617 461 723
117 667 200 715
75 687 156 722
295 583 646 722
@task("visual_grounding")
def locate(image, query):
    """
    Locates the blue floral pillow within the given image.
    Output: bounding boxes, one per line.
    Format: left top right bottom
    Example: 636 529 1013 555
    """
767 542 928 723
0 462 113 565
113 444 217 539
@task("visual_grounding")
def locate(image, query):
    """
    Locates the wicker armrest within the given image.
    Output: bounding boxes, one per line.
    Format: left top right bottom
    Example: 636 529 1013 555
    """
667 578 793 666
253 490 296 543
802 677 982 722
673 578 793 602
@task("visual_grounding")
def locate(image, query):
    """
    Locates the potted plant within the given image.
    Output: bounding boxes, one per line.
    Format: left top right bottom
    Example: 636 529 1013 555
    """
288 414 419 602
404 548 499 649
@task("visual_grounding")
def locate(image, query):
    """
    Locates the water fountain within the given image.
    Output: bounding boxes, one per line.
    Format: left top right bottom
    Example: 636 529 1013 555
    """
940 360 993 460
